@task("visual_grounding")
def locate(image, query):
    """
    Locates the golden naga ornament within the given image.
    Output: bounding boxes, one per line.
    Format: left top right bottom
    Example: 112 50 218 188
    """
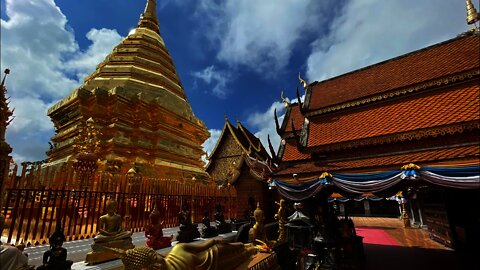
298 72 308 90
280 91 290 108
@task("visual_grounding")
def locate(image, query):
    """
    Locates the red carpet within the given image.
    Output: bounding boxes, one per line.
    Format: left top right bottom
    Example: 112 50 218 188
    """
356 227 399 246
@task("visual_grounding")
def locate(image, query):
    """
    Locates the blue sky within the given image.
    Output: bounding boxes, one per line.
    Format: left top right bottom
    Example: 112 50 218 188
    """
0 0 470 163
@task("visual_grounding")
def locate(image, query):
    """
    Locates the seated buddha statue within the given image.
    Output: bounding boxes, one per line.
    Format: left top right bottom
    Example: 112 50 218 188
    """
201 211 218 238
116 239 258 270
176 204 200 243
249 203 268 244
37 223 73 270
214 204 231 234
94 198 132 243
144 205 172 250
86 198 134 264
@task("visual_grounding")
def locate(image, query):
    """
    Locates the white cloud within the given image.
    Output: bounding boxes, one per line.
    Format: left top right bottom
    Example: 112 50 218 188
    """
195 0 333 75
247 101 286 158
1 0 121 163
65 28 123 81
306 0 467 82
192 65 231 99
202 128 222 164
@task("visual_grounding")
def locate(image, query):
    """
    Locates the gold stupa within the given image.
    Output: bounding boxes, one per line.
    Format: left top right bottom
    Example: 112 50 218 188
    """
47 0 209 180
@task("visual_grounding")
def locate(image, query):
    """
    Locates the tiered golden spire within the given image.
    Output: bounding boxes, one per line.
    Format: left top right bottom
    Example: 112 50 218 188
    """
138 0 160 33
466 0 480 25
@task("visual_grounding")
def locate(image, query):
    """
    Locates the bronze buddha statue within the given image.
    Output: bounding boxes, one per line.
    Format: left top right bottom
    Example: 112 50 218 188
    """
94 198 132 243
86 198 134 264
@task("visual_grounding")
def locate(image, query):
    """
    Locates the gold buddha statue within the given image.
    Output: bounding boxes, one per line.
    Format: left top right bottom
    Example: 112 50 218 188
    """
94 198 132 243
111 239 257 270
275 199 287 243
86 198 134 264
249 203 268 244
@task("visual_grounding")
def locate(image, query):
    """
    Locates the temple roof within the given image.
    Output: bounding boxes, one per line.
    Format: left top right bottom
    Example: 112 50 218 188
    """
308 81 479 149
273 32 480 179
307 33 480 113
274 145 480 182
207 119 271 162
280 103 304 133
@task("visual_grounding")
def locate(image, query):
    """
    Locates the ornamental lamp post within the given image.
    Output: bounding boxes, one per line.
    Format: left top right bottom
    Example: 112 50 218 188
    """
286 202 315 270
125 167 137 230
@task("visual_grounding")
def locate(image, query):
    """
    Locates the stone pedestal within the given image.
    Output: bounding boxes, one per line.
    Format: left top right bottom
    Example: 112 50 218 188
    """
85 238 134 265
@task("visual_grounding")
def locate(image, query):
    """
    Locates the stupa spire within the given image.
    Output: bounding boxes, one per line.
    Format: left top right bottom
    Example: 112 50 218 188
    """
138 0 160 33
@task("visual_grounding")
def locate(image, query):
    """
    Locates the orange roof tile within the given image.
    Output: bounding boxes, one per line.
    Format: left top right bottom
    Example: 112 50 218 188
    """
282 103 304 133
273 145 480 181
308 82 480 147
281 140 310 161
308 34 480 111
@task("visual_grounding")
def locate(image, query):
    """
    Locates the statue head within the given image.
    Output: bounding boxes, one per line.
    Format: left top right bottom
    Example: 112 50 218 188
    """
106 198 118 215
149 206 161 224
253 202 264 222
121 246 166 270
49 222 66 248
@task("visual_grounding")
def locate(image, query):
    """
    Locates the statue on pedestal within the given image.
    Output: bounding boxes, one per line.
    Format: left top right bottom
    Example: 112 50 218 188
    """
214 204 231 234
275 199 287 243
249 203 268 244
145 205 172 250
37 223 73 270
0 214 34 270
85 198 134 264
201 211 218 238
176 204 200 243
108 239 257 270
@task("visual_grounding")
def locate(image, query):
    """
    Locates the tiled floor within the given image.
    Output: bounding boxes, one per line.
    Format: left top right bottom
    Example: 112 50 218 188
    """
350 217 470 270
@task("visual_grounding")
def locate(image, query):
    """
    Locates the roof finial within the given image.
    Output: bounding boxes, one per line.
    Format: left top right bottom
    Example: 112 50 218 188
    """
280 91 290 108
466 0 480 26
1 69 10 87
298 72 308 90
138 0 160 33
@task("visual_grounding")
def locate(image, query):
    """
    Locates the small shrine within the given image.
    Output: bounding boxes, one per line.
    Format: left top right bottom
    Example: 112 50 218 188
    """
206 119 275 221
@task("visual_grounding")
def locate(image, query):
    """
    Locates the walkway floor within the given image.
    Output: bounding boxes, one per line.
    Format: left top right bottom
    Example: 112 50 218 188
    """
352 217 466 270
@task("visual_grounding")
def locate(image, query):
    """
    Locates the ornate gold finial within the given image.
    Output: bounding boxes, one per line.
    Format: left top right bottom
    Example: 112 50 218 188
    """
319 172 332 179
401 163 421 171
280 91 290 108
298 72 308 89
138 0 160 33
466 0 480 25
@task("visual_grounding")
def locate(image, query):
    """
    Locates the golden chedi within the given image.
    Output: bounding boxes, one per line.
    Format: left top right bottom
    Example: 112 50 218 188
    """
46 0 209 182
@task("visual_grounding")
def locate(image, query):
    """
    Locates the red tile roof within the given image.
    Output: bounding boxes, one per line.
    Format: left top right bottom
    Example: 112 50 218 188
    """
273 145 480 181
281 140 310 161
282 103 304 133
308 82 480 147
308 34 480 111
